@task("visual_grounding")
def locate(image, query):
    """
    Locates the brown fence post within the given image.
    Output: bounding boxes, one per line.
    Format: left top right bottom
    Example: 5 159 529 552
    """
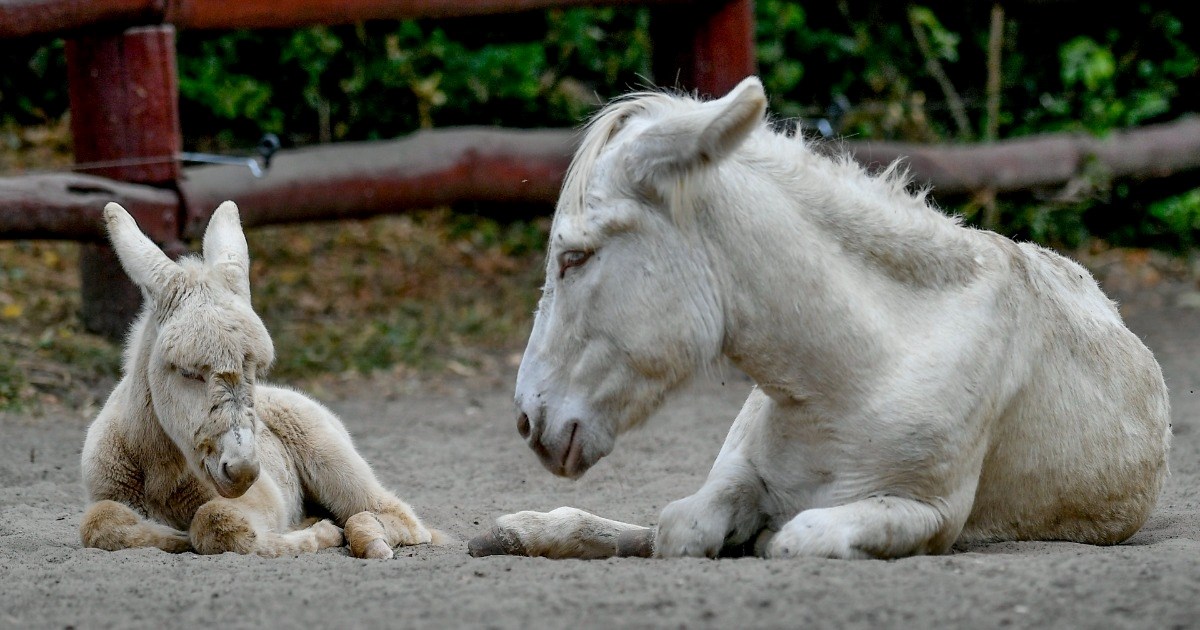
65 25 182 339
650 0 757 97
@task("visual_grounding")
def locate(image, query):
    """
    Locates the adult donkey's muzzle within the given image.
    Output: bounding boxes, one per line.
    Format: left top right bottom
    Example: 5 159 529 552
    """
515 401 592 479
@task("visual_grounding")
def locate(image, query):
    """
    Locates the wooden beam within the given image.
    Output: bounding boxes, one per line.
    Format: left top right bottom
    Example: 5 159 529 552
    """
66 26 181 187
651 0 757 97
171 117 1200 231
8 119 1200 241
167 0 696 30
66 25 182 339
1 0 699 38
0 0 162 39
178 127 575 236
0 173 178 241
849 116 1200 196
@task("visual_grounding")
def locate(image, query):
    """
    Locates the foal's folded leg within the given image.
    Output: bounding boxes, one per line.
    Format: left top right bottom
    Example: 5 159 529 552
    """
279 399 435 559
80 500 191 552
300 444 434 559
189 499 344 557
342 493 435 559
469 507 654 559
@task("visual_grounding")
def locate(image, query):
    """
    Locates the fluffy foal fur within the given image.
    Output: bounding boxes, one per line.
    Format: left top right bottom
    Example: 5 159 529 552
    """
476 77 1171 560
80 201 437 559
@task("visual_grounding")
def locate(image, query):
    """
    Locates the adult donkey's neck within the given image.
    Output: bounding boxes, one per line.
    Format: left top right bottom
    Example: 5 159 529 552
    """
695 139 985 406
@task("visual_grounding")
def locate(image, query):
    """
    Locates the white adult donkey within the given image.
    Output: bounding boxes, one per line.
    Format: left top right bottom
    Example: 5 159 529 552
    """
473 77 1171 560
81 201 438 558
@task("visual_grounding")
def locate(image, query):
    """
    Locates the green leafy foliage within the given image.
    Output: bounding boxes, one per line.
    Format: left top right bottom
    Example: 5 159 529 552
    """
1145 189 1200 250
0 3 1197 248
170 9 650 148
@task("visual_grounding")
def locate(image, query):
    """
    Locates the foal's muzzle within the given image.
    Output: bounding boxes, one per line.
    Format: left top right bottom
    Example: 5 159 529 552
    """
205 425 259 498
211 454 259 498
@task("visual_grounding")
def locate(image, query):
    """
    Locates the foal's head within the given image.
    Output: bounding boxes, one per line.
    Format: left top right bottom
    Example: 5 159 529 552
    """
514 77 767 478
106 201 274 498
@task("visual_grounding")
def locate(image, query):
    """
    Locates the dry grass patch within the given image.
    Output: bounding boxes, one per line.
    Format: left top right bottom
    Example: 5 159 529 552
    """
1 210 548 412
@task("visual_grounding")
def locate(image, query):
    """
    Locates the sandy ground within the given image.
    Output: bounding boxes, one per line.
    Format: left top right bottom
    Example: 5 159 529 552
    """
2 280 1199 629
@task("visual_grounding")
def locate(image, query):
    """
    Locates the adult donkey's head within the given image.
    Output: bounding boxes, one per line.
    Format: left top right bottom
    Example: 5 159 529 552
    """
514 78 768 478
106 201 273 498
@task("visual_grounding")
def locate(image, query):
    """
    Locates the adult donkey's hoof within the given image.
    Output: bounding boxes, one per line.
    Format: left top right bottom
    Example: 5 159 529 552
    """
614 528 655 558
467 526 528 557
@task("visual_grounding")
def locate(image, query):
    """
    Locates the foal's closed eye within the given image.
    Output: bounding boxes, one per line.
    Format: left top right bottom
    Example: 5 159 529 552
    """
558 249 594 279
176 366 207 383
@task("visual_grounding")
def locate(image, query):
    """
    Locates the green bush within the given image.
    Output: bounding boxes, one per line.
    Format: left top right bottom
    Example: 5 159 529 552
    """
173 9 650 147
1 3 1197 248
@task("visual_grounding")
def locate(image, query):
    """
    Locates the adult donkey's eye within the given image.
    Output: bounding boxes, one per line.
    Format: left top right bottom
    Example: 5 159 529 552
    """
558 250 594 279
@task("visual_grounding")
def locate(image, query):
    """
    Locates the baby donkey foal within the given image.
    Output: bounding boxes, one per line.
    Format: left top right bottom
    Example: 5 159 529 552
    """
81 201 438 559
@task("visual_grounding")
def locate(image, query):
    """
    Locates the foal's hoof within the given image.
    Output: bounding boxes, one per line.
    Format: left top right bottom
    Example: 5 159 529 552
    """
364 538 394 560
468 526 527 557
312 519 345 549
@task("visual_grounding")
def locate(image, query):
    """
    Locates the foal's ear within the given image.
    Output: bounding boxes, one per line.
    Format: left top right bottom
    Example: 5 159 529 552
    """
104 202 180 292
201 201 251 299
627 76 766 183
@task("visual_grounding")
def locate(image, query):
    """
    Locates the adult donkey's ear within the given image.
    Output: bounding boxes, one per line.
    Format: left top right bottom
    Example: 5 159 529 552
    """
626 75 766 186
202 201 251 299
104 202 181 294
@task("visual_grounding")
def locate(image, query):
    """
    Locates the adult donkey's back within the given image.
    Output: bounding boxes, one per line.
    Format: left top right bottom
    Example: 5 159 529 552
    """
475 77 1171 560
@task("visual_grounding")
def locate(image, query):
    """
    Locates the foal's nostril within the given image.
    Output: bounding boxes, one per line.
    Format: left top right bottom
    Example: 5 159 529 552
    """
517 412 531 439
220 457 260 493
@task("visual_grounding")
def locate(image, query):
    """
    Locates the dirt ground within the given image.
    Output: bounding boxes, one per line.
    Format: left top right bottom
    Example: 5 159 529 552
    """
2 278 1199 629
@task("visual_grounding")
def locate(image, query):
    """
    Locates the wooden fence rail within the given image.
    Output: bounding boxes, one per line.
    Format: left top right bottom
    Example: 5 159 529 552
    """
1 0 703 38
8 117 1200 240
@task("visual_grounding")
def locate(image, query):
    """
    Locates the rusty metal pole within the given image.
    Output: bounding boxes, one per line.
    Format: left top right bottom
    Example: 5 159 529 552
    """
65 25 182 339
650 0 757 98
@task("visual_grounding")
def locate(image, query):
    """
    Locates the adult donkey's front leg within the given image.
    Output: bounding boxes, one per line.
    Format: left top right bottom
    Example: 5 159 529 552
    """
764 496 959 559
655 389 769 558
470 507 655 559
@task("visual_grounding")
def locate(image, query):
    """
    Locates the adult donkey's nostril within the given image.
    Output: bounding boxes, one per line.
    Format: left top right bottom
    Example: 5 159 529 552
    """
517 412 531 439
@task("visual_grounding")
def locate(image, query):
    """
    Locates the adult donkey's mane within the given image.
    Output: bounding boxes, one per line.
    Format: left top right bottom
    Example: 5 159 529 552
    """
562 88 982 288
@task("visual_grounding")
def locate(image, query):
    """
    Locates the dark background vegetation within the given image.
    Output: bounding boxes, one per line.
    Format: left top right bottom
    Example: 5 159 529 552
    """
3 1 1198 248
1 1 1198 409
